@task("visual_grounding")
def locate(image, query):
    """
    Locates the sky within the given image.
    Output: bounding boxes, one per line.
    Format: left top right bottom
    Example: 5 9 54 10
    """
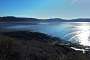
0 0 90 19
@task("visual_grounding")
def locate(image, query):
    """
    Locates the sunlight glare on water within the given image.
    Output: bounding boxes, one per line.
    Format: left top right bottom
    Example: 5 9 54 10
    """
70 22 90 46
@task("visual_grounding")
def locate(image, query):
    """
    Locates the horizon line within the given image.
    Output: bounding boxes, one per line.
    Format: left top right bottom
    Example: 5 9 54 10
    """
1 16 90 20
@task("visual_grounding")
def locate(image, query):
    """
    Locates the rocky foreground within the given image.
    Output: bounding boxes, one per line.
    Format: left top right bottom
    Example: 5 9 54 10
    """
0 31 90 60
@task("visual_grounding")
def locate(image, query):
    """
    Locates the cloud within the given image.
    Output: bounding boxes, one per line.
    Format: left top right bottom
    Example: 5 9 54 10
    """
71 0 78 3
71 0 90 9
71 0 90 4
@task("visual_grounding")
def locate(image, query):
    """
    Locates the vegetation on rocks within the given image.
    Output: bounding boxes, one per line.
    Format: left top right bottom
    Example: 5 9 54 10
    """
0 31 90 60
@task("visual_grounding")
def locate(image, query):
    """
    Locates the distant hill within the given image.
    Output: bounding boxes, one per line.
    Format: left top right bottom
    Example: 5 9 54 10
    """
70 18 90 22
0 16 40 22
0 16 90 22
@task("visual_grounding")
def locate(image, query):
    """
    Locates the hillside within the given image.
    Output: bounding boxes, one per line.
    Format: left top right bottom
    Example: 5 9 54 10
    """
0 16 39 22
0 16 90 23
0 31 90 60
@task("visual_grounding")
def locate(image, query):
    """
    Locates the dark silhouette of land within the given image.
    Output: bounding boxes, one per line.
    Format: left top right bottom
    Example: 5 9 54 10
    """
0 16 90 23
0 31 90 60
0 16 90 60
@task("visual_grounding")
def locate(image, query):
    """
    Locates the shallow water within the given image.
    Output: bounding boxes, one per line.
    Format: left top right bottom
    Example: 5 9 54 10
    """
0 22 90 46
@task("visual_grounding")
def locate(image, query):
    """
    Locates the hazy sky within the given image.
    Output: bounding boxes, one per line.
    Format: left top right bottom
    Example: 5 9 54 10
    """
0 0 90 19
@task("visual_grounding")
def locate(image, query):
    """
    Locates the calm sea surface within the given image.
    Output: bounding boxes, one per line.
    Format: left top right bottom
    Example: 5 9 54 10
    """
0 22 90 46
